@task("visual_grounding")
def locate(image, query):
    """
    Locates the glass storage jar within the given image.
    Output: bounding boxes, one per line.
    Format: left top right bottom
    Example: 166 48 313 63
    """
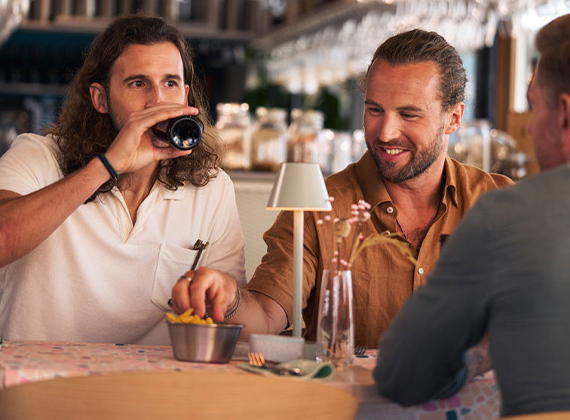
287 109 324 165
321 129 353 175
215 103 252 170
250 107 287 172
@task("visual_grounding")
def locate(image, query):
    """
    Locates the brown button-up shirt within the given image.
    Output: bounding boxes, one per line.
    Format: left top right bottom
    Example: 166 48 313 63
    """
245 152 513 348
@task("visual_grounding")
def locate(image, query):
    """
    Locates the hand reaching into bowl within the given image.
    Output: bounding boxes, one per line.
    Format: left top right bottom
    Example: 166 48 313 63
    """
170 267 239 322
169 266 289 339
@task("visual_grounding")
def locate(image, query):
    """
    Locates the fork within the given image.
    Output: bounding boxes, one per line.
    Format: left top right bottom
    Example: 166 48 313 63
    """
247 352 303 376
354 346 367 356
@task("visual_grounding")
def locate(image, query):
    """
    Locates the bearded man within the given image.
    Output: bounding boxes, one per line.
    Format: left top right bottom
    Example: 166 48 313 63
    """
171 29 512 348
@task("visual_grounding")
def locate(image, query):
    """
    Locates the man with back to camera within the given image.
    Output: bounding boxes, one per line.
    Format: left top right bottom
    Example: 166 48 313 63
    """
171 29 512 348
0 15 246 345
373 14 570 417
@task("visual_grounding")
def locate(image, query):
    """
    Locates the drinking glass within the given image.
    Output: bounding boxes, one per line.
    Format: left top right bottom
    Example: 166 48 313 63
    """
316 269 354 367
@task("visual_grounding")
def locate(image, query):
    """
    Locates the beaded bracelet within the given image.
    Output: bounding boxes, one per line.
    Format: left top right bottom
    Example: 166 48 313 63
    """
224 287 241 320
97 153 119 180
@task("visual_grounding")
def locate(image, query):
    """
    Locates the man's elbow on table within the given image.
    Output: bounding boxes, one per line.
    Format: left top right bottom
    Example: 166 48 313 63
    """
374 355 468 407
374 363 436 407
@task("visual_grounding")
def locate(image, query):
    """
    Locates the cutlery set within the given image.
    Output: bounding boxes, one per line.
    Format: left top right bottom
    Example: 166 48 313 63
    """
247 352 304 376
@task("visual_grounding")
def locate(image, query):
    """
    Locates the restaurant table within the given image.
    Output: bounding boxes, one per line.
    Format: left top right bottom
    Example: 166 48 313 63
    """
0 340 501 420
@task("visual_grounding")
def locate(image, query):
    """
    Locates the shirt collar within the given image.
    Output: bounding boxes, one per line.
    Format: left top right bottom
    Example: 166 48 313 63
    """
442 155 459 208
354 151 459 209
354 151 392 209
157 182 188 201
111 177 188 201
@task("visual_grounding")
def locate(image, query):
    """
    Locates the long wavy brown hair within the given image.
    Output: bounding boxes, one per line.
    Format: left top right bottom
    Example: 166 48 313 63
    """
47 14 220 202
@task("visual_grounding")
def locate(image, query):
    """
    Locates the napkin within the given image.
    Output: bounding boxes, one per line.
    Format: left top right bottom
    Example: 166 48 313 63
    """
239 359 335 380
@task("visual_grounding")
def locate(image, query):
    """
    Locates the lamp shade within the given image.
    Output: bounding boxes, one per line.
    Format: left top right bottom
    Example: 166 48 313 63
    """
267 163 332 211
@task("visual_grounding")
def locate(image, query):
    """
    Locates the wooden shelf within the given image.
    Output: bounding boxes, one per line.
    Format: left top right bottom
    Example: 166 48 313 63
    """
21 0 267 41
19 0 393 44
19 18 257 41
0 82 68 97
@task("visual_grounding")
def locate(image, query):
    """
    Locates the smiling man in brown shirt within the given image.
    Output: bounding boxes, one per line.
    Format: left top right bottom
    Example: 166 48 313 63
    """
171 29 512 347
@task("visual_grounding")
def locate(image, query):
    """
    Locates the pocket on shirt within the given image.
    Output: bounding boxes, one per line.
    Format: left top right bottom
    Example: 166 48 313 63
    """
151 244 199 312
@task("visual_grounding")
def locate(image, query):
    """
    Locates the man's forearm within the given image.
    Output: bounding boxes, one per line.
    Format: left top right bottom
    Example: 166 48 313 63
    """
0 158 111 267
171 268 289 338
231 290 288 339
422 334 491 401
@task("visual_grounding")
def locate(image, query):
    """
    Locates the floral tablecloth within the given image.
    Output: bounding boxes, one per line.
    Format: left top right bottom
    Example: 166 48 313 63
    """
0 340 501 419
0 340 241 387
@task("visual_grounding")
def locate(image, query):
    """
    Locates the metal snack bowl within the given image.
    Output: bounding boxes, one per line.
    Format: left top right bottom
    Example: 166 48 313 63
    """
167 321 243 363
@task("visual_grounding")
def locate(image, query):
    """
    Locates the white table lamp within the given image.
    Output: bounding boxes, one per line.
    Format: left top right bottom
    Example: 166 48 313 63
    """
267 163 332 337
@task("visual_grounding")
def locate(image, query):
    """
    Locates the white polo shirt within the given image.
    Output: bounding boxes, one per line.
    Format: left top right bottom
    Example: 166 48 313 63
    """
0 134 246 345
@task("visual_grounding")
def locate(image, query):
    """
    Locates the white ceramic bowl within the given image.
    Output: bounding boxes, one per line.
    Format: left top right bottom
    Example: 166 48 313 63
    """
249 334 305 363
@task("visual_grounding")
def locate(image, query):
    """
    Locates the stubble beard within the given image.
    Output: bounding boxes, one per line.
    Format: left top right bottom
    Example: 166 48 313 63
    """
106 95 170 149
368 122 446 184
105 94 122 138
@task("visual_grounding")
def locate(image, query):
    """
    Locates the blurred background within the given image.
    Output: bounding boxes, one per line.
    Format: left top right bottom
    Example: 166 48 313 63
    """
1 0 568 276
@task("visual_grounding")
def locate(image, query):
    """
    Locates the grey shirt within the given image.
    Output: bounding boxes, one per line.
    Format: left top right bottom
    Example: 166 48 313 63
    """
374 164 570 416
